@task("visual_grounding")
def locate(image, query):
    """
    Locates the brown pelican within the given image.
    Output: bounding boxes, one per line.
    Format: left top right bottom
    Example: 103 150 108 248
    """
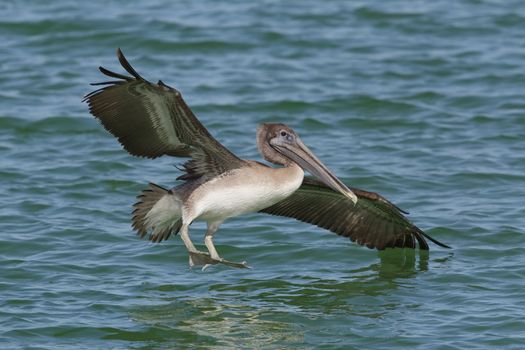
84 49 450 269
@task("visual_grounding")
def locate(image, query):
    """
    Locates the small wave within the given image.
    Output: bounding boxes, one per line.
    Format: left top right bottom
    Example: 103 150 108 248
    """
136 38 255 53
354 6 422 21
0 19 92 36
0 116 100 135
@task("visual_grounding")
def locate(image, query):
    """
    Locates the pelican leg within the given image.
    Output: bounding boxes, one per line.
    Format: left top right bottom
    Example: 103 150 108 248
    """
201 221 250 270
179 223 196 251
180 222 250 270
204 221 222 260
179 223 216 267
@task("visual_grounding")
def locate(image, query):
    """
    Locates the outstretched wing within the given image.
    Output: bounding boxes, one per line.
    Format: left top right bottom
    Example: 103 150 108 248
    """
84 48 246 181
260 177 450 250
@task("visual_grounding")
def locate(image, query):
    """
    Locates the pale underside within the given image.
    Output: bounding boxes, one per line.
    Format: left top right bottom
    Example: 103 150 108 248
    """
143 162 304 269
186 162 304 223
145 162 304 232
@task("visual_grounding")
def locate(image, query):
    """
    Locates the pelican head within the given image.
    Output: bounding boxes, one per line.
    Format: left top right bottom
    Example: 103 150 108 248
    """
257 123 357 204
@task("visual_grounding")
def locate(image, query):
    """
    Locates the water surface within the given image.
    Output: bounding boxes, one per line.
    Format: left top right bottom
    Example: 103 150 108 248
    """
1 1 524 349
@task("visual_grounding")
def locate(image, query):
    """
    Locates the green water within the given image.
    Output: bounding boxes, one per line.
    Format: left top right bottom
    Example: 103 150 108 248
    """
1 1 524 349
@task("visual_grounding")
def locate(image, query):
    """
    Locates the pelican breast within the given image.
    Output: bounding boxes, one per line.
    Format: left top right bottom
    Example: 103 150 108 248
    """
186 163 304 222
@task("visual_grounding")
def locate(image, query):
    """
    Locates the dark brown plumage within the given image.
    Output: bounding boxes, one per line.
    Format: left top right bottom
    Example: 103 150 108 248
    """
261 177 450 250
84 48 245 181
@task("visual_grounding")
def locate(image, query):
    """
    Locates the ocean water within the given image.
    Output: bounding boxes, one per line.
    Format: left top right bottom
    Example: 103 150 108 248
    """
1 1 524 349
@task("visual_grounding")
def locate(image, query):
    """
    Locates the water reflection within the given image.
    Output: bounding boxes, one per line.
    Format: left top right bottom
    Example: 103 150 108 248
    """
376 248 429 277
127 249 439 348
129 298 303 349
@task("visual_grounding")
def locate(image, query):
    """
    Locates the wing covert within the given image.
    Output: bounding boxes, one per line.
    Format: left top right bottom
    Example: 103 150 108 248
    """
84 48 245 180
260 177 450 250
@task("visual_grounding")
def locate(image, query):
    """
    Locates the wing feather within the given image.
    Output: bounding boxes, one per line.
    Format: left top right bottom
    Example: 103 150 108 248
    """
84 48 245 180
260 177 450 250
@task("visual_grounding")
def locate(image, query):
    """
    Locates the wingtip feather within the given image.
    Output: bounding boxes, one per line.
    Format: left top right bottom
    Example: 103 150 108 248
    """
98 65 133 81
116 48 144 81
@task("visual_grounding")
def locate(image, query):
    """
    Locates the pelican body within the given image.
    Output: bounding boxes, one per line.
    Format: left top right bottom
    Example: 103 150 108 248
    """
85 49 449 269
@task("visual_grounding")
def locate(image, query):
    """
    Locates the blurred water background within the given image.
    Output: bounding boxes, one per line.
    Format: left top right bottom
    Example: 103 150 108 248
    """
1 1 524 349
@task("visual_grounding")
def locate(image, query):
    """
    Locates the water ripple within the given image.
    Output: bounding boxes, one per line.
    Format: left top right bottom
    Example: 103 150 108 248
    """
2 0 525 349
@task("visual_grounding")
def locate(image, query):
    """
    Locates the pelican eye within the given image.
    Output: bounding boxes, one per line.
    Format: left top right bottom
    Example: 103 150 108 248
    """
280 131 287 137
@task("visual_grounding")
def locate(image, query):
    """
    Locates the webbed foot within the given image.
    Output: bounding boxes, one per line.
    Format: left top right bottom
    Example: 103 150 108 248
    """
188 251 251 270
188 250 214 267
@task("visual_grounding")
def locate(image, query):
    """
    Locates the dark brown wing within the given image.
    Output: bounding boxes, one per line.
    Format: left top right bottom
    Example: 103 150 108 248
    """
84 48 246 181
260 177 450 250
